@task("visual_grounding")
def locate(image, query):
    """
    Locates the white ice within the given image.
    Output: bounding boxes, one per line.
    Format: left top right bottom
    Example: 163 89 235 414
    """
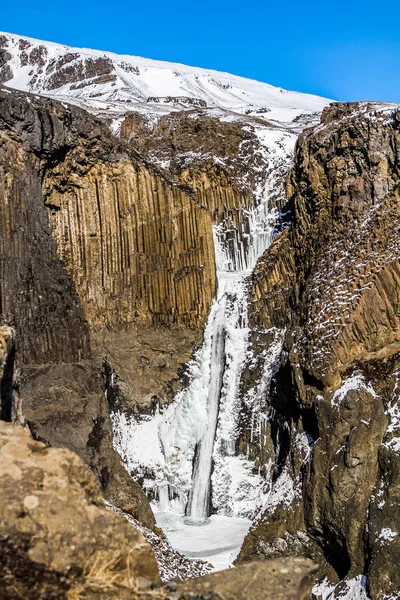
155 511 251 572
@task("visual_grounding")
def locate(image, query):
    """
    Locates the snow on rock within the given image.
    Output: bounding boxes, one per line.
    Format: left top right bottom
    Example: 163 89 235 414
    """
331 374 378 410
312 575 369 600
378 528 398 543
258 467 299 517
383 371 400 452
0 31 331 121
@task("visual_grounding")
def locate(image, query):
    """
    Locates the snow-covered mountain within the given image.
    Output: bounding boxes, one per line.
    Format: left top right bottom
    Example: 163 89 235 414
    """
0 31 330 121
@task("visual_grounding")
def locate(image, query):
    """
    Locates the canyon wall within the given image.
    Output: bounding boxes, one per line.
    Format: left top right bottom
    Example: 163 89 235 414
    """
238 102 400 599
0 88 221 525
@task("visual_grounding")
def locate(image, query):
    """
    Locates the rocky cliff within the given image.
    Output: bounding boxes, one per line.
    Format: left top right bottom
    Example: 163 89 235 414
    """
0 87 217 525
237 102 400 599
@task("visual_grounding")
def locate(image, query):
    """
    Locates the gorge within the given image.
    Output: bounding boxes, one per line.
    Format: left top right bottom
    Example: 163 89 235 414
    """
1 30 400 600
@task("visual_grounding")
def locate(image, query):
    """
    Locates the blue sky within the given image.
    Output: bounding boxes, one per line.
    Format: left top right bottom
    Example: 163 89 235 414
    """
2 0 400 102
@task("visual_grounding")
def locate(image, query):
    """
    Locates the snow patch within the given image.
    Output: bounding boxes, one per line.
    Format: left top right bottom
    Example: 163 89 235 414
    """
331 375 378 410
312 575 369 600
378 528 398 542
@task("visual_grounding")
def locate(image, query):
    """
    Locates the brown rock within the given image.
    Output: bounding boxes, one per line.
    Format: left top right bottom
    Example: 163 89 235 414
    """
177 557 318 600
0 421 160 600
21 361 155 528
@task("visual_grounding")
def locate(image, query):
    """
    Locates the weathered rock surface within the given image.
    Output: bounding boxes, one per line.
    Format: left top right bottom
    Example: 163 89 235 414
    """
176 556 318 600
21 361 155 527
121 111 257 218
238 102 400 599
0 421 159 599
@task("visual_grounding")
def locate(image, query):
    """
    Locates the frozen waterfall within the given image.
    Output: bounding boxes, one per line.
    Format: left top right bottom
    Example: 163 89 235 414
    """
187 292 227 519
184 199 276 519
112 192 280 520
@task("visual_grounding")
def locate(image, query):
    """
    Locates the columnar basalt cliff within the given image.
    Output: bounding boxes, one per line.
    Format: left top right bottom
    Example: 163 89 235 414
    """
121 111 255 216
0 88 219 525
238 102 400 599
120 109 292 224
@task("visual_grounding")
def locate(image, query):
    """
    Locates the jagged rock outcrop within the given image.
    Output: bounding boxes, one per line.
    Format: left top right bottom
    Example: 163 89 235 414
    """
120 109 291 226
238 102 400 599
121 111 256 215
0 86 216 336
0 421 159 599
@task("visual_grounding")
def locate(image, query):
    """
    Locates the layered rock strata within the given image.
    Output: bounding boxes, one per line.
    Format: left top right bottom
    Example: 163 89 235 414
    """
237 102 400 599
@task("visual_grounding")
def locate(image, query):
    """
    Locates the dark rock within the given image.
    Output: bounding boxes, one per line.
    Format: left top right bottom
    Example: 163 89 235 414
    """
241 102 400 598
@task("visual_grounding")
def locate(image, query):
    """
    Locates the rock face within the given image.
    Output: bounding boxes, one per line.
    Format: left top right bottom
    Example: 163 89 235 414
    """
238 102 400 598
0 421 159 599
20 362 155 527
176 556 318 600
0 87 228 416
1 88 214 526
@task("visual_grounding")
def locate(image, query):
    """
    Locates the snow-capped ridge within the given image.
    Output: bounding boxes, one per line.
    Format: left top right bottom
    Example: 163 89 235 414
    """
0 31 331 120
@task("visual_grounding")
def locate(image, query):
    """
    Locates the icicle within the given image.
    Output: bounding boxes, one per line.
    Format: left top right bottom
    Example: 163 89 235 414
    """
187 293 227 519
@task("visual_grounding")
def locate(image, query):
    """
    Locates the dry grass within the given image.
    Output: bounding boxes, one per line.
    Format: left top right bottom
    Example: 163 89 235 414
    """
66 549 141 599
